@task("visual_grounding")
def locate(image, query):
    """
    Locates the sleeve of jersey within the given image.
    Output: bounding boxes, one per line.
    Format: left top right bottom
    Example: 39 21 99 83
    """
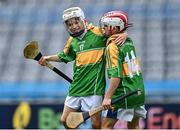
106 43 123 78
58 50 75 63
57 37 75 63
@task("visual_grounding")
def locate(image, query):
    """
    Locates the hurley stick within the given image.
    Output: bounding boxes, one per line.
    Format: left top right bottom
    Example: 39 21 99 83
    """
66 89 141 128
24 40 72 83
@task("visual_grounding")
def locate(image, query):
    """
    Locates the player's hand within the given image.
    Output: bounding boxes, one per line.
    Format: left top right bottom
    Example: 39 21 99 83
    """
38 56 48 66
112 32 127 45
102 97 112 110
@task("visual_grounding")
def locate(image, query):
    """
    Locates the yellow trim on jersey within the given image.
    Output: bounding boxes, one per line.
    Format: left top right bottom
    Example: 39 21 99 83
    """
63 36 73 55
87 24 103 36
106 43 118 68
106 47 111 69
76 49 103 66
106 36 116 46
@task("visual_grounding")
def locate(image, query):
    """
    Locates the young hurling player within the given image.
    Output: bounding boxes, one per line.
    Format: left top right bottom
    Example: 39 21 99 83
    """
38 7 127 129
100 11 147 129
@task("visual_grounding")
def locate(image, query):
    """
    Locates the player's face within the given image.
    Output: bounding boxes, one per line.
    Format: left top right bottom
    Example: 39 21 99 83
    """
103 25 119 37
65 17 85 35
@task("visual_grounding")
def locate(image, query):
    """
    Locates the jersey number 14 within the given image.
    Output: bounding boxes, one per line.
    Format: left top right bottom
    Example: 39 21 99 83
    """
124 50 140 78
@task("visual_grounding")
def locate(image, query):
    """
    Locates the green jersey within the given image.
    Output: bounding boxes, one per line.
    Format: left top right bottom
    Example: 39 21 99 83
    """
58 24 107 97
106 36 145 109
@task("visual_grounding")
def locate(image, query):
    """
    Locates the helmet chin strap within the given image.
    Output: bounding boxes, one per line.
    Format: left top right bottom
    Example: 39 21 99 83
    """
77 28 87 40
69 29 85 37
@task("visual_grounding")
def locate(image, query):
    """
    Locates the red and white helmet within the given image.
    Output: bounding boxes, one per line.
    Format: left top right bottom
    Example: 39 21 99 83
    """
100 11 130 33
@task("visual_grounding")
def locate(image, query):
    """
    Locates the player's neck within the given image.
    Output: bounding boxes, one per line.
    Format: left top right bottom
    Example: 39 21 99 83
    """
77 29 87 40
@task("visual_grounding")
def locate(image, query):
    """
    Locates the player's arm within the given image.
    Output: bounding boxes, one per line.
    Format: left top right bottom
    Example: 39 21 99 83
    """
39 37 74 66
109 32 128 45
38 55 61 66
102 41 122 109
102 77 120 109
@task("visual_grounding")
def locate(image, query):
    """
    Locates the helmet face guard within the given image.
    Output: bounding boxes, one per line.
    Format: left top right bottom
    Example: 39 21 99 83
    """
62 7 86 37
100 17 125 33
64 17 86 37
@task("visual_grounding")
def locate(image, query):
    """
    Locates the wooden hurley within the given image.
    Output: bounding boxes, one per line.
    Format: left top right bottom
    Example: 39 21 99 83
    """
66 89 141 128
23 40 72 83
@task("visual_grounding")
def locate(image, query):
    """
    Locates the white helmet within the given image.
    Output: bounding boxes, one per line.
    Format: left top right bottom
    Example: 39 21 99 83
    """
62 7 85 22
62 7 87 37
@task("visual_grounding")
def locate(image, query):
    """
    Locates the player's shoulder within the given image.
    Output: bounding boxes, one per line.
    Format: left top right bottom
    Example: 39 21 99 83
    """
106 36 134 49
123 37 134 47
107 35 116 45
66 36 74 43
87 23 103 36
125 37 133 43
65 36 74 46
63 36 74 55
106 36 118 51
65 36 77 47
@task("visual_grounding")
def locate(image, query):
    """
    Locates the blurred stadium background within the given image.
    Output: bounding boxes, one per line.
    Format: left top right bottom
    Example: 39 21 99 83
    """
0 0 180 129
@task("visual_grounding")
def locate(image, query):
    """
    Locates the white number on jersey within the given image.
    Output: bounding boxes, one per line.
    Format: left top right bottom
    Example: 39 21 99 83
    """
79 44 84 51
124 50 140 78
